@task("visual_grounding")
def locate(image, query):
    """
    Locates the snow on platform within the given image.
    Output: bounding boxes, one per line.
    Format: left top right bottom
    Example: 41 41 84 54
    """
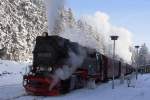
0 60 28 86
0 60 150 100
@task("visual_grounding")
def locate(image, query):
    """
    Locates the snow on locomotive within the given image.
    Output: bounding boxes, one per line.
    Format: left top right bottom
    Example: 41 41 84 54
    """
23 34 133 96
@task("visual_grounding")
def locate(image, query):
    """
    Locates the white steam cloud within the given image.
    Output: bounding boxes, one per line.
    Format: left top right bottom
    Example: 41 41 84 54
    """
44 0 64 34
81 11 132 62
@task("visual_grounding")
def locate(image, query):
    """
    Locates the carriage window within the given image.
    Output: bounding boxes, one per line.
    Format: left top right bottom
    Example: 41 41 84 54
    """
88 65 95 75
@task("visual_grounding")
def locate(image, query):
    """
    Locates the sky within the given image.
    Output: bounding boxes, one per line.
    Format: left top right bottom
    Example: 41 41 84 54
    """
66 0 150 49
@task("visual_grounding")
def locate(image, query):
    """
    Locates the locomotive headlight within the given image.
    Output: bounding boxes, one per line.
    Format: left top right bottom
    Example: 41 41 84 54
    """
23 79 27 86
48 67 52 72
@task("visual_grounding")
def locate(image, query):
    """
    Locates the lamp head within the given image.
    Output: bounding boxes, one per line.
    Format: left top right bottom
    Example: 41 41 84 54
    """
110 35 119 40
135 45 140 49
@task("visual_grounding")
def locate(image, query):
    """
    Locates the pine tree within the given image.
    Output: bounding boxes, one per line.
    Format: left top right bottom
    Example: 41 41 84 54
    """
139 43 149 66
0 0 47 61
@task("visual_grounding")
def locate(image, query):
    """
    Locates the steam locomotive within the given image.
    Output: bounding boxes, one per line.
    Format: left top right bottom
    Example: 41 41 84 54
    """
23 35 134 96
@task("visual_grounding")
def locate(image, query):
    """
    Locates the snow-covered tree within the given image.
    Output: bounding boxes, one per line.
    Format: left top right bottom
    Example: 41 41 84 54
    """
131 43 150 67
76 19 107 55
0 0 47 61
50 7 76 35
138 43 149 66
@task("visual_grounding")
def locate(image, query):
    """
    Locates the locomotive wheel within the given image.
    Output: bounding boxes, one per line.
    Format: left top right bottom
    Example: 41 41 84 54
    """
60 79 71 94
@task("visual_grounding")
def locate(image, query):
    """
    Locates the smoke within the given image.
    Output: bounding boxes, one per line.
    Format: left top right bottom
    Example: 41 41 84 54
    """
44 0 64 34
60 28 99 50
49 45 87 90
60 11 132 62
55 48 86 79
80 11 133 62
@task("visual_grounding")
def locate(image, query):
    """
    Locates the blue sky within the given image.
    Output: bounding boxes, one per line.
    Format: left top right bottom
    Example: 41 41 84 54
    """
66 0 150 48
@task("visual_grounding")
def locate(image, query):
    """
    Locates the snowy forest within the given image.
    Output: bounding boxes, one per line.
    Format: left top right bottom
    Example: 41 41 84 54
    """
0 0 150 66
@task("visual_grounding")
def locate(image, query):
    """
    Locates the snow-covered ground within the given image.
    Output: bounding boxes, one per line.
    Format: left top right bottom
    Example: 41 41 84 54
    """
0 60 150 100
0 60 29 86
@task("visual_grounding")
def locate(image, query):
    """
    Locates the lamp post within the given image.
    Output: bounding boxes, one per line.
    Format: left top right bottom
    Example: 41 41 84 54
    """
135 45 139 80
110 35 119 89
144 56 146 73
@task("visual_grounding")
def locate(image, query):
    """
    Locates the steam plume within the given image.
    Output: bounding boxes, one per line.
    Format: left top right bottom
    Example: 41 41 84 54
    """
80 11 133 62
44 0 64 34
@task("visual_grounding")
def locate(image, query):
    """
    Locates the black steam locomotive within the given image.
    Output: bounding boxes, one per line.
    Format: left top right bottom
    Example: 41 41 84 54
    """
23 35 134 96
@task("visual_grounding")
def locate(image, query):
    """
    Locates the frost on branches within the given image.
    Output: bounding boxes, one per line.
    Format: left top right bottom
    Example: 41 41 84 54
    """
0 0 47 61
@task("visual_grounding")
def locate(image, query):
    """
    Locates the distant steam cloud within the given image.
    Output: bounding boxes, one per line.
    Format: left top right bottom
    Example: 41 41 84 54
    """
81 11 132 62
